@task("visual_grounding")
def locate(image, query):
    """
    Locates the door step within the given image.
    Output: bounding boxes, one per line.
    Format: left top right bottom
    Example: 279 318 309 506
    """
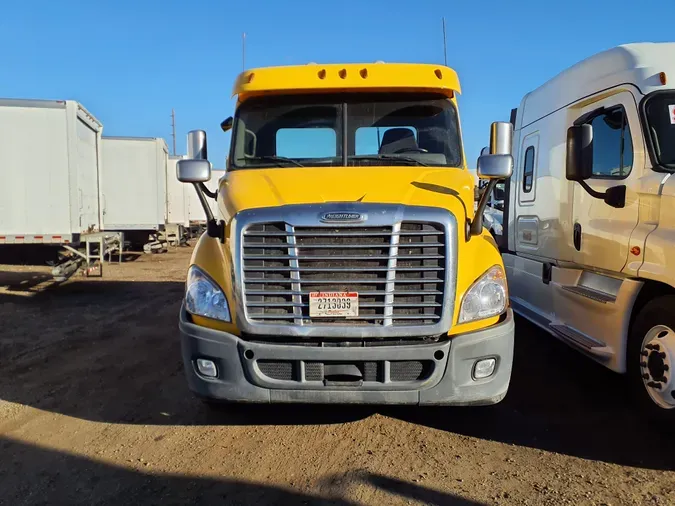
549 323 613 359
561 285 616 303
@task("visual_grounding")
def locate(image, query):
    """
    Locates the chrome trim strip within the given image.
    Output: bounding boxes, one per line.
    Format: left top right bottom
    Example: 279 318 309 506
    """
234 203 457 338
384 222 401 327
285 223 304 326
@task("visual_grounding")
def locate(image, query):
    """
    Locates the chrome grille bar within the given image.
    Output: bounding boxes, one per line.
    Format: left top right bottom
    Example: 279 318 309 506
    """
384 222 401 327
243 242 443 249
286 223 303 326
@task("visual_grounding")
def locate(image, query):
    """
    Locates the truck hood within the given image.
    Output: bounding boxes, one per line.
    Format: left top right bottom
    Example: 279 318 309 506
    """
218 166 475 224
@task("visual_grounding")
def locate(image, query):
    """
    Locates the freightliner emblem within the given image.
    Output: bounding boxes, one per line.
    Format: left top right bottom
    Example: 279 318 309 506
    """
320 212 365 223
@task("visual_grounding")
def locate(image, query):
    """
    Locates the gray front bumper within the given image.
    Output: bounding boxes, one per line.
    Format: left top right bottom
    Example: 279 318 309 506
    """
179 306 514 405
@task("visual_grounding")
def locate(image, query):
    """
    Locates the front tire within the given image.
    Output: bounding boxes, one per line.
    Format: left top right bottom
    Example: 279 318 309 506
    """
628 296 675 419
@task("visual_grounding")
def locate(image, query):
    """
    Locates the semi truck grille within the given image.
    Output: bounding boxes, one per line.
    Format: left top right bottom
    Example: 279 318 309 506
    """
242 221 446 327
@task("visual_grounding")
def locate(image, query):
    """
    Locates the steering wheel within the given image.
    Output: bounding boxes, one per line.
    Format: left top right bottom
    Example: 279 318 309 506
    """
393 147 428 154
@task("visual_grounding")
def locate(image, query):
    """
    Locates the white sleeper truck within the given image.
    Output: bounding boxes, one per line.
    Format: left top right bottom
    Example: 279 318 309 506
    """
497 42 675 418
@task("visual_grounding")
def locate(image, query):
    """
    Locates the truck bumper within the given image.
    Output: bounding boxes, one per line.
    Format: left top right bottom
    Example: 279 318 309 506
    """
179 305 514 406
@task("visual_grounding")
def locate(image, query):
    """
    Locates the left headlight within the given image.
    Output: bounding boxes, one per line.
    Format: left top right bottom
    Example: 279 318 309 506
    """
458 265 508 324
185 266 231 322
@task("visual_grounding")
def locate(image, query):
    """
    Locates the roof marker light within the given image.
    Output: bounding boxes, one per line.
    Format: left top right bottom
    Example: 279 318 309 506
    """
247 73 255 83
434 69 443 80
360 68 368 79
317 69 326 80
338 69 347 79
660 72 667 85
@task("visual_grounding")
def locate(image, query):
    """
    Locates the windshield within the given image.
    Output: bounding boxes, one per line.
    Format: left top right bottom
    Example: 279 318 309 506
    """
643 91 675 169
230 93 462 169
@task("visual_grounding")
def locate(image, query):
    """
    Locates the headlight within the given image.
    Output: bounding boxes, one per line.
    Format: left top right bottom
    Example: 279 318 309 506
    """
458 265 508 324
185 266 231 322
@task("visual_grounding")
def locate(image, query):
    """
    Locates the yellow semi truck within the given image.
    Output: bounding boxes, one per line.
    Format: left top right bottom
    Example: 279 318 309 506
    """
176 62 515 405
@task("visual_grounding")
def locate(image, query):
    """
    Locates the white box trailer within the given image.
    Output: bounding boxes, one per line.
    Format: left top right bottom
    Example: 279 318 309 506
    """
186 168 224 223
166 155 189 228
0 99 103 245
101 137 168 245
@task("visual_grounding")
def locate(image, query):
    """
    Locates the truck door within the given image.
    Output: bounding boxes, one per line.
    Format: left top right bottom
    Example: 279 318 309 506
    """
570 91 642 272
515 132 539 251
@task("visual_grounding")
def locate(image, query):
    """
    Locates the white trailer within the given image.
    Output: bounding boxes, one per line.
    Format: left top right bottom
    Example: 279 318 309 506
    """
166 155 189 227
493 43 675 417
101 137 168 248
0 99 121 279
0 99 103 245
165 155 189 245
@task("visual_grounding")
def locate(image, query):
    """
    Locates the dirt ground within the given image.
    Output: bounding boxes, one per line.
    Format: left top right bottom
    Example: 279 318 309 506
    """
0 245 673 506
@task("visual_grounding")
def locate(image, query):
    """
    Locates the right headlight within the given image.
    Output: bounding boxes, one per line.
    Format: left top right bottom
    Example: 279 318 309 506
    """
458 265 508 324
185 265 231 322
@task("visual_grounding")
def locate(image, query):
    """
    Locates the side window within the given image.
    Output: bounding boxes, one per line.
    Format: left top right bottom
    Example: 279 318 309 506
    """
522 146 535 193
589 107 633 178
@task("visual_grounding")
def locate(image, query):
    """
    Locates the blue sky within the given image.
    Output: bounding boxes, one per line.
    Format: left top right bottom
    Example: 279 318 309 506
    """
2 0 673 170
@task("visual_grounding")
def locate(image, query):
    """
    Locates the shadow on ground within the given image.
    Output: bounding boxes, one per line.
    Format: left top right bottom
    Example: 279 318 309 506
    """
0 273 672 471
385 316 675 471
0 438 484 506
0 270 57 293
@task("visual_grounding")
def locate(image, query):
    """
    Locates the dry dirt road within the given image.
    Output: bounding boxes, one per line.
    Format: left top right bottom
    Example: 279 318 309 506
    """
0 245 673 506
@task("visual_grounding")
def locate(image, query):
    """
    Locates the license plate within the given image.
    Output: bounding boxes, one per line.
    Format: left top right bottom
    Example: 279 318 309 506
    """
309 292 358 317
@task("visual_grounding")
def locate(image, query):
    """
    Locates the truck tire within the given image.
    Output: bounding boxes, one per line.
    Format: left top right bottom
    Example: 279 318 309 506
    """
628 296 675 419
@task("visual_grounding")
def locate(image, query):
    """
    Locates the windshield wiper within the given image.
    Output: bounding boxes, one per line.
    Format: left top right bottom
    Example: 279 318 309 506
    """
348 155 429 167
245 155 305 168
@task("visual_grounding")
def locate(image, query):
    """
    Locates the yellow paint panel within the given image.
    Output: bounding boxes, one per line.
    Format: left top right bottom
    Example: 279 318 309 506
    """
193 166 504 336
189 233 240 334
233 63 460 101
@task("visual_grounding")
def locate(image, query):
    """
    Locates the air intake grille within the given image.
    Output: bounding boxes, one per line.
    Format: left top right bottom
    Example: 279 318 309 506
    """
242 222 446 327
257 359 432 382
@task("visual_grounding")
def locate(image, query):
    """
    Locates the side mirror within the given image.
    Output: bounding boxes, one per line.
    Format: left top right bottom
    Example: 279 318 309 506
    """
476 146 489 170
565 124 625 208
177 159 211 183
477 154 514 180
220 117 233 133
469 122 514 238
187 130 208 160
489 121 513 155
566 124 593 181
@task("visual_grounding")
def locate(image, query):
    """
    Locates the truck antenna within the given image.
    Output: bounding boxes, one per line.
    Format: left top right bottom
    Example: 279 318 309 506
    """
242 32 246 71
442 17 448 66
171 108 177 156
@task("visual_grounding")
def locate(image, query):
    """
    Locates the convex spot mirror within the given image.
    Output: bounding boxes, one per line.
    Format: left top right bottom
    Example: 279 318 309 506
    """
177 159 211 183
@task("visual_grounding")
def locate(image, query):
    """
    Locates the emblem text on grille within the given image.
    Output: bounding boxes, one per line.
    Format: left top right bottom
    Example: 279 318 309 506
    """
320 212 365 223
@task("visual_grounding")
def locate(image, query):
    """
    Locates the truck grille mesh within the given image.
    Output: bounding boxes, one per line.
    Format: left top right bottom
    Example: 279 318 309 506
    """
257 359 432 382
242 221 446 327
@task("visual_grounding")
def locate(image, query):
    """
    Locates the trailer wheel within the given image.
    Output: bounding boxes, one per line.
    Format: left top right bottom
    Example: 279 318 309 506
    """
628 296 675 419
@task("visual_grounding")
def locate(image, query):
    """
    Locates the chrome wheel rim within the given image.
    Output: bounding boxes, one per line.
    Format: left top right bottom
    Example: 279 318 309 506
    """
640 325 675 410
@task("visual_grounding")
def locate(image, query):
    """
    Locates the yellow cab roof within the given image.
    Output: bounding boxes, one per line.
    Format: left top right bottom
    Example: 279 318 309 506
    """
232 62 461 102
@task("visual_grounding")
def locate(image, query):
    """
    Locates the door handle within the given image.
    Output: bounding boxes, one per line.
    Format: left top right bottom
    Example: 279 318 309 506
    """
573 223 582 251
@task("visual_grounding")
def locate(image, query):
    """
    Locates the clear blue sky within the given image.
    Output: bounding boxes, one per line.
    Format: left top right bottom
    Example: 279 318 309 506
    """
2 0 672 169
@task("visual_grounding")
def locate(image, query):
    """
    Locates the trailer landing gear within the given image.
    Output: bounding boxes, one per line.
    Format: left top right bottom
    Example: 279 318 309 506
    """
51 232 123 282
